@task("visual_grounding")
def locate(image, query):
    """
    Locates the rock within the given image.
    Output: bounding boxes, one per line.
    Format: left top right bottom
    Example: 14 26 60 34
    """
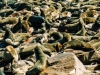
85 65 98 72
40 52 86 75
12 60 34 75
0 0 100 75
94 70 100 74
81 73 96 75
